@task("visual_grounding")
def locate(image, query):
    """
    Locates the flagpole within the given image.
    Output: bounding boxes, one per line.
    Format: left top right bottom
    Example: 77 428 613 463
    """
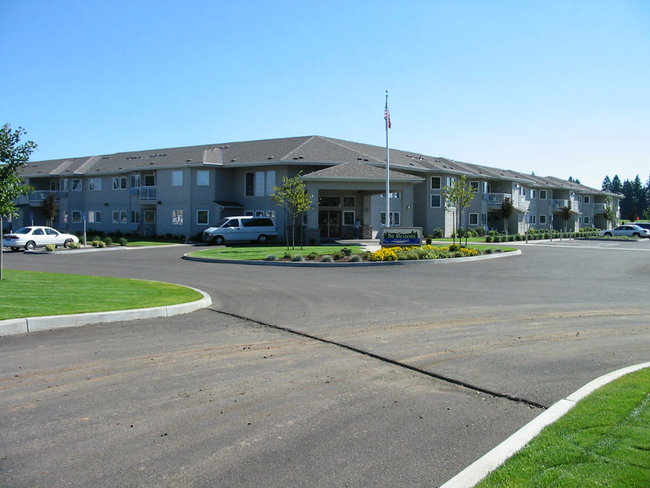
385 90 390 228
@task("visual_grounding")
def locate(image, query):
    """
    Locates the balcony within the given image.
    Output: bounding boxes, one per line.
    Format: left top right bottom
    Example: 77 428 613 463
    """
29 191 58 206
139 186 157 201
484 193 511 206
592 203 608 213
552 199 579 210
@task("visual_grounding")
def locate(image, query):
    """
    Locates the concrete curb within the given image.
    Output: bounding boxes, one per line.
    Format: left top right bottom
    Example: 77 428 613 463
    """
440 361 650 488
0 285 211 337
182 249 521 267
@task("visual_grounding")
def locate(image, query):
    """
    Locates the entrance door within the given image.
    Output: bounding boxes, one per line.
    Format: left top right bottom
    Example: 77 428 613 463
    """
319 211 341 238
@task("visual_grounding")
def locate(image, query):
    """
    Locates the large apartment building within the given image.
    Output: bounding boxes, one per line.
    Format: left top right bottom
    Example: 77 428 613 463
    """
11 135 620 241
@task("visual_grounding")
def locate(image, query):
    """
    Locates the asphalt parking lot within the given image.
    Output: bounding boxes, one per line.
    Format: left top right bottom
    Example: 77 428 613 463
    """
1 239 649 487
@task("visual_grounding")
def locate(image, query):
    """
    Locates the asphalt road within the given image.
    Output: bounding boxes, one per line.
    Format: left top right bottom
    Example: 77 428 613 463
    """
1 239 649 487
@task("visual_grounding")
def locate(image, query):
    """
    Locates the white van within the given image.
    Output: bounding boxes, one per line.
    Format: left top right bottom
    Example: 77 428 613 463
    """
203 216 278 245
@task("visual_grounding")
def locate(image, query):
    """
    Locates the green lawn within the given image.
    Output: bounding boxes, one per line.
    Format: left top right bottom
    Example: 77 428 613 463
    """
0 270 203 320
188 245 363 260
477 367 650 487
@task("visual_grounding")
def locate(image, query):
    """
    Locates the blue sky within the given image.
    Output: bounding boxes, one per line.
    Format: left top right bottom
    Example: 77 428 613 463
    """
2 0 648 189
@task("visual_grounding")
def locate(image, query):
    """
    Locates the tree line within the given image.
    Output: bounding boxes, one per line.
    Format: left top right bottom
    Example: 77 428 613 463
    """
601 175 649 221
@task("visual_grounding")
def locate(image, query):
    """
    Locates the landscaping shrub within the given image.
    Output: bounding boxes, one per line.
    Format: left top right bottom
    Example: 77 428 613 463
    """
475 227 486 237
265 254 279 261
320 255 334 262
349 255 363 262
291 254 305 262
119 238 128 246
485 235 493 243
432 227 444 238
45 244 56 252
306 252 318 261
395 248 420 260
371 248 398 261
105 237 114 246
68 242 82 249
283 251 292 259
484 248 494 254
361 251 373 261
507 235 515 241
332 251 345 260
515 234 523 241
341 247 352 257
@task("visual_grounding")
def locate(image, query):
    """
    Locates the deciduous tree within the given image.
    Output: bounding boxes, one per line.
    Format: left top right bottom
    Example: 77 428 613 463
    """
1 124 37 280
271 171 313 249
442 174 476 246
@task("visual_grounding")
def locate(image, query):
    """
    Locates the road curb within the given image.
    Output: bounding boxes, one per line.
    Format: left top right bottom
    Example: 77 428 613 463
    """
182 249 521 267
0 285 211 337
440 361 650 488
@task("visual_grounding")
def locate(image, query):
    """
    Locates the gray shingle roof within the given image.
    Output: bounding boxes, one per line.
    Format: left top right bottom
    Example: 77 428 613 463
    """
19 135 603 193
302 161 423 181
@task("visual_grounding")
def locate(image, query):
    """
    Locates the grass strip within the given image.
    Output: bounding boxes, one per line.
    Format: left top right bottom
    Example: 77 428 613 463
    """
477 367 650 487
188 245 363 261
0 270 203 320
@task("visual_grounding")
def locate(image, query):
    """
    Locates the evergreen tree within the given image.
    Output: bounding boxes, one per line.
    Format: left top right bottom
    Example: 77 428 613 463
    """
611 175 623 194
601 175 612 192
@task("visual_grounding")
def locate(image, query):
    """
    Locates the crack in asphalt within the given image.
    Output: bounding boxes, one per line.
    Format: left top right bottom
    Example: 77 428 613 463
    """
211 308 548 410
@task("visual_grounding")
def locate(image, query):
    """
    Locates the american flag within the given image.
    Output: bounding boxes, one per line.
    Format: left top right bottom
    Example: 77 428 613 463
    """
384 105 391 129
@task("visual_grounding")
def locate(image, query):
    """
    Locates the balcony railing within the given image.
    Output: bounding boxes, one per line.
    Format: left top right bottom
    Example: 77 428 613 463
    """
484 193 511 205
139 186 157 201
592 203 608 213
29 191 58 206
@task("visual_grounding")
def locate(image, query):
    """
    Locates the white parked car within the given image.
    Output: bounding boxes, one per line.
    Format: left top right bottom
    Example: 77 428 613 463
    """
2 226 79 251
600 224 650 238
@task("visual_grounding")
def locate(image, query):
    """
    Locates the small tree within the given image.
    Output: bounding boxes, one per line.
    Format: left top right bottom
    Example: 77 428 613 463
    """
41 192 58 226
603 195 617 228
271 171 313 249
442 175 476 246
500 197 515 236
1 124 37 280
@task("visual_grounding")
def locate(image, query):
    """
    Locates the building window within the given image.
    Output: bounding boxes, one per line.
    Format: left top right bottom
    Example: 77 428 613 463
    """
531 189 537 199
245 210 254 216
172 209 184 225
143 174 155 187
245 172 254 196
88 211 102 224
380 192 400 198
319 196 341 207
584 196 590 204
265 170 276 196
380 212 400 226
447 177 457 186
144 210 156 224
481 213 487 225
113 177 127 190
60 179 69 192
469 213 478 225
343 211 355 226
470 181 479 192
539 215 547 224
197 210 209 225
72 210 82 223
196 170 210 186
431 194 441 208
431 177 441 190
266 210 276 220
584 216 590 224
71 179 82 191
529 215 536 224
343 196 356 207
61 210 69 223
50 181 59 191
131 174 141 188
539 190 547 200
131 211 140 224
88 178 102 191
171 171 183 187
112 210 127 224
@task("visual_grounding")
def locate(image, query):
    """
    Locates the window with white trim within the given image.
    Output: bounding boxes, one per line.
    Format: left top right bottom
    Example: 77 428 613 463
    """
539 190 547 199
112 210 127 224
197 210 209 225
88 178 102 191
431 176 441 190
113 177 127 190
380 212 400 226
431 194 441 208
171 171 183 187
584 216 590 224
531 189 537 199
131 174 141 188
144 210 156 224
61 210 69 223
539 215 547 225
72 179 82 191
88 211 102 224
172 209 184 225
470 181 479 192
584 196 590 204
343 211 355 225
196 170 209 186
469 213 478 225
131 211 140 224
72 211 82 223
245 170 276 197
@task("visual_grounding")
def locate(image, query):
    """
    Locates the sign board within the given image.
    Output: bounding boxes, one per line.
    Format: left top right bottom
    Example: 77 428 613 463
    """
380 227 423 247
